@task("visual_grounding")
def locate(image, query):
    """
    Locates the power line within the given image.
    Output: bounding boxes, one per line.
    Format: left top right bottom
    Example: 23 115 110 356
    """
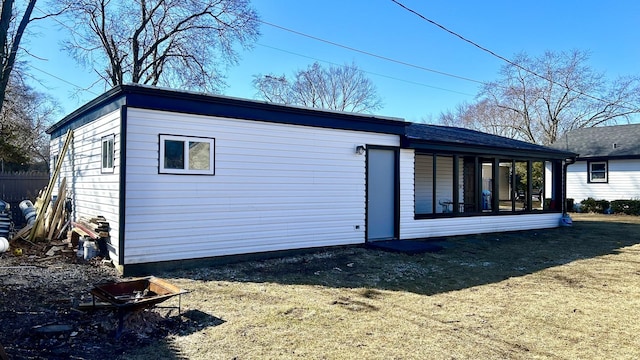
259 20 484 85
256 43 476 96
29 65 100 95
389 0 637 111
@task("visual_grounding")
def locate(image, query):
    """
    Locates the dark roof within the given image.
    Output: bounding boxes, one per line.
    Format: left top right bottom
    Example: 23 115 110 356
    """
48 84 575 160
551 124 640 159
405 123 575 159
47 84 408 138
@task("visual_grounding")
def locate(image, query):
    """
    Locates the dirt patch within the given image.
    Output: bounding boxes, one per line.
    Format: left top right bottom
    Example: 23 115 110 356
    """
0 240 191 359
2 213 640 359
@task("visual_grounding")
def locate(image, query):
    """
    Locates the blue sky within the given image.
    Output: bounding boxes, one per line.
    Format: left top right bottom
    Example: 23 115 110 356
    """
25 0 640 123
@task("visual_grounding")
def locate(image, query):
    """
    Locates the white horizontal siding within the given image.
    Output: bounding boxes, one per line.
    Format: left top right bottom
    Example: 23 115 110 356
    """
123 107 399 264
400 213 563 239
50 110 121 263
400 150 562 239
567 160 640 202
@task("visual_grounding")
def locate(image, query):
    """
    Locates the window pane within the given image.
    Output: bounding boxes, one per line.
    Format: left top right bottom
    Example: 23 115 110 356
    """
498 161 513 212
461 157 476 213
189 141 210 170
481 161 493 212
435 155 454 214
591 163 606 172
107 140 113 168
591 172 606 179
514 161 528 212
102 138 113 169
415 154 434 214
102 140 109 168
532 161 544 210
164 140 185 169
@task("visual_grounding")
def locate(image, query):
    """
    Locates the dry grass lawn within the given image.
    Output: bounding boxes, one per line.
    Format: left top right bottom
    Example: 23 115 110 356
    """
121 214 640 359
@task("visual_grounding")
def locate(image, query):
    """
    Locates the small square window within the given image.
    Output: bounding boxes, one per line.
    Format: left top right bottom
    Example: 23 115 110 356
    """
101 135 115 173
588 161 607 183
159 134 215 175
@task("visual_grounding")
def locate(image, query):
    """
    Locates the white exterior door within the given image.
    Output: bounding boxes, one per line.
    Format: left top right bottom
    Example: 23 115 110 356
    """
367 147 398 241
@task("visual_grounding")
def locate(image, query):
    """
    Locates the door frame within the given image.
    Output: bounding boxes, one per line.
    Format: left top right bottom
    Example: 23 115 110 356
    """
365 145 401 241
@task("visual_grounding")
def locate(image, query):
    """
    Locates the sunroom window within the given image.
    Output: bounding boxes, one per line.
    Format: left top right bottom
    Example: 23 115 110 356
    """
159 134 215 175
414 153 553 218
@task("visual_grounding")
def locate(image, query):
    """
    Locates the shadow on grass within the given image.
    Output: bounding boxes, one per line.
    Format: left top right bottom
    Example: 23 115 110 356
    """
117 337 187 360
117 310 224 360
163 217 640 297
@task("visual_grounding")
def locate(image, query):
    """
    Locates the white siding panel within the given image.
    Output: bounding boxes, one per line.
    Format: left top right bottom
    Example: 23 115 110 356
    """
400 212 562 239
50 110 122 264
567 160 640 202
400 150 562 239
124 108 399 264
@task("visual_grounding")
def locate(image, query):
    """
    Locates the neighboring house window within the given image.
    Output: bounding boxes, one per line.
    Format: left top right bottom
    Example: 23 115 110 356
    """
101 135 115 173
588 161 608 183
159 134 215 175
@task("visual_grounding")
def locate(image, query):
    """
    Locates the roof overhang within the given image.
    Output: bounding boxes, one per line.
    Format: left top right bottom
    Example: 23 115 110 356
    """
402 137 577 160
48 84 408 138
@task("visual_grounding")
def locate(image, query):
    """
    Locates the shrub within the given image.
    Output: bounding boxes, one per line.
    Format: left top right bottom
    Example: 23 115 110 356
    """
580 197 610 214
610 200 640 215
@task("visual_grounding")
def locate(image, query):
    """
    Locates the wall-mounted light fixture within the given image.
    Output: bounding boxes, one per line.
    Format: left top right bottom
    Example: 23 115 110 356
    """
355 145 366 155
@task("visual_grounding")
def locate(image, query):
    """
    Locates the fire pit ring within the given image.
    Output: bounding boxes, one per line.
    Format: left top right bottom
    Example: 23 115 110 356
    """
89 276 188 337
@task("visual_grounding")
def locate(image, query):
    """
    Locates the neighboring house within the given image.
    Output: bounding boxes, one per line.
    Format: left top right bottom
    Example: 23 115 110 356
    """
551 124 640 203
47 85 575 275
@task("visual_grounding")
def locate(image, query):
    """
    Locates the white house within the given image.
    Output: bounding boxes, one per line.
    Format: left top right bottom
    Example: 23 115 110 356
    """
551 124 640 204
47 85 575 275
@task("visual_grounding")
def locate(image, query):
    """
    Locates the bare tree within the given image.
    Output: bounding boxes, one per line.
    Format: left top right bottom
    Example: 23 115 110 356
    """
253 62 383 113
439 50 640 145
439 100 522 140
0 69 58 171
60 0 260 92
0 0 36 112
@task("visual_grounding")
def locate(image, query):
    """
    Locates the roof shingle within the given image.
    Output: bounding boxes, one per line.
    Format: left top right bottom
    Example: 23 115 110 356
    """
406 123 574 157
551 124 640 158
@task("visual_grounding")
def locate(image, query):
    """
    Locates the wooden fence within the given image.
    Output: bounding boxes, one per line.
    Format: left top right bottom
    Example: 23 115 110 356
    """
0 172 50 225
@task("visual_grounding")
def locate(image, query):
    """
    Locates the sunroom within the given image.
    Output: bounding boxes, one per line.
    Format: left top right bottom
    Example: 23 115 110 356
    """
403 124 573 219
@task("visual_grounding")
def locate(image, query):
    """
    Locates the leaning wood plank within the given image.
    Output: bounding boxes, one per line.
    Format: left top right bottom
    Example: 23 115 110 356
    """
41 203 52 239
10 224 33 242
54 221 70 240
47 179 67 240
30 130 73 241
47 179 67 230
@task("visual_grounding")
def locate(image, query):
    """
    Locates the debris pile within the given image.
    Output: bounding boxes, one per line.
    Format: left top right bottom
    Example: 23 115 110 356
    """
72 216 112 259
11 129 74 246
11 177 71 244
0 253 186 359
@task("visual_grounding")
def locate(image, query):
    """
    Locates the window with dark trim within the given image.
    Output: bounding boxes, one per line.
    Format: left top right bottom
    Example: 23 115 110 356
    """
588 161 607 183
101 135 115 173
159 134 215 175
414 153 554 218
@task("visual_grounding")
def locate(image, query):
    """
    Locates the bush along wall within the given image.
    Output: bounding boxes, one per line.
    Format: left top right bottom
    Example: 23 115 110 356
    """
580 198 611 214
610 200 640 215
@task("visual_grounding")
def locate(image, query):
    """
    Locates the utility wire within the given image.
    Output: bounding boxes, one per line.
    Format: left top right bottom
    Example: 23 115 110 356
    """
390 0 637 110
256 43 475 96
30 4 477 99
30 65 100 95
259 20 484 85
